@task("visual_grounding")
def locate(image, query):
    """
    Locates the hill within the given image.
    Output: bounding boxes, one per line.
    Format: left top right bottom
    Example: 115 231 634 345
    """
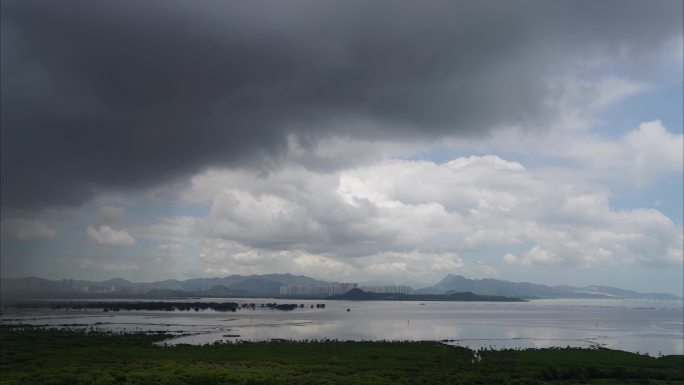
335 288 522 301
417 274 681 299
0 273 333 299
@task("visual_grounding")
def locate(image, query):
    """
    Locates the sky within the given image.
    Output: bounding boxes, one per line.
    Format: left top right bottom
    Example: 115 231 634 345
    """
1 0 683 295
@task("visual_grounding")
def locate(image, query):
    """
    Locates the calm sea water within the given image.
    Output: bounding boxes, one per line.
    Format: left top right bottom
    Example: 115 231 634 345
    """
2 298 682 356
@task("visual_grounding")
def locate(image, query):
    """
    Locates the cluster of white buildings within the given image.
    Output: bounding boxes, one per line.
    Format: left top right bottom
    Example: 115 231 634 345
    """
279 282 358 296
81 285 117 293
279 283 416 296
359 285 415 294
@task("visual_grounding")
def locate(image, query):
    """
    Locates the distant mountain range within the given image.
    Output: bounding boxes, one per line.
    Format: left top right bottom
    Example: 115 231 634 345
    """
0 273 332 298
1 273 680 300
416 274 681 300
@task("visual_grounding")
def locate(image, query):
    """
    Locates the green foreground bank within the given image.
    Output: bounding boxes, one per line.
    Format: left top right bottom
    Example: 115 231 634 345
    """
0 329 682 385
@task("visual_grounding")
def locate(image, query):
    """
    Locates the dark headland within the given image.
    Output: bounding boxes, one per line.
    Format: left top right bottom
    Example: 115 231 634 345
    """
332 288 523 302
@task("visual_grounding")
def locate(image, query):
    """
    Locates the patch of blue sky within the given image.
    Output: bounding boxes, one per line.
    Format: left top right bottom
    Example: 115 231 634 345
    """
406 146 576 174
78 190 211 222
124 201 209 224
596 82 683 223
608 175 683 224
397 146 474 165
595 81 683 136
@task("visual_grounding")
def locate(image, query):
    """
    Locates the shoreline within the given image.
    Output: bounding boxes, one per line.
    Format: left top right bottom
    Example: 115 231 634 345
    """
1 328 682 384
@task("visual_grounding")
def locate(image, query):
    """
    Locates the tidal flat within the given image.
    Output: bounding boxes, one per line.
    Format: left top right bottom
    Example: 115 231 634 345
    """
0 328 682 385
2 298 682 355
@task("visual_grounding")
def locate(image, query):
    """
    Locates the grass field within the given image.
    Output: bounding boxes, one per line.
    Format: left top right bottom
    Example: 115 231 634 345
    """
0 328 682 384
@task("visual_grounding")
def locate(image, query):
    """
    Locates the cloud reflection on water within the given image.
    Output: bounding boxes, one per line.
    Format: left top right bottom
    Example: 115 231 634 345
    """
2 299 681 356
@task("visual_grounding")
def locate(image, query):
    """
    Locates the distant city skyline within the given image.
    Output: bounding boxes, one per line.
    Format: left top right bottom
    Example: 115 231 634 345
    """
1 1 682 296
280 283 359 296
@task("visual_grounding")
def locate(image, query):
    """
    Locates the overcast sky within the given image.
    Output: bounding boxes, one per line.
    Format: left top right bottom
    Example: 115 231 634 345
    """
1 0 682 294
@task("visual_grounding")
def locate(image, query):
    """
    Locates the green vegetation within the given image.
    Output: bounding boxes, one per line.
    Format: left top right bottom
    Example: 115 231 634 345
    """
1 328 682 385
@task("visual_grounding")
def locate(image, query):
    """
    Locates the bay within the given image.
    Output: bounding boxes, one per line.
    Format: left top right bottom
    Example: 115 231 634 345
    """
2 298 682 356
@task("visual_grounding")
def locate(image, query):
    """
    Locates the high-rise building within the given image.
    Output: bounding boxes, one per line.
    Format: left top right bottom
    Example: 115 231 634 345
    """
359 285 414 294
279 282 358 297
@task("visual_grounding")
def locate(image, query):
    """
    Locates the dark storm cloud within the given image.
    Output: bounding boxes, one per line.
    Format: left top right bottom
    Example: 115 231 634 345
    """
1 0 681 208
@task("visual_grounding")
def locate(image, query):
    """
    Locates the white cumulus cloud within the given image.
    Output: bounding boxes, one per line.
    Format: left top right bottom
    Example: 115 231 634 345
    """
129 152 683 281
625 120 684 185
86 225 136 247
